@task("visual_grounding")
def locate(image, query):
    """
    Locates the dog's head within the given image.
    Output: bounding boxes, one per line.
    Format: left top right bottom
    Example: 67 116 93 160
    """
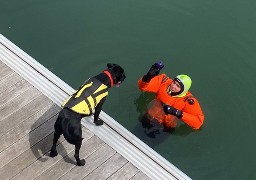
106 63 126 87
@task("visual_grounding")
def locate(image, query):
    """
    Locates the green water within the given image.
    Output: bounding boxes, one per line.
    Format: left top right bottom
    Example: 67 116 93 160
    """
1 0 256 179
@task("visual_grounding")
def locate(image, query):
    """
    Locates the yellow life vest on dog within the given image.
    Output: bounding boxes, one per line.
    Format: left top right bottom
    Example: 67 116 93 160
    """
62 78 108 115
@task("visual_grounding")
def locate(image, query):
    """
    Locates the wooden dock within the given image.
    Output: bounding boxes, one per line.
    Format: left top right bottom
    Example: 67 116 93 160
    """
0 61 150 180
0 34 191 180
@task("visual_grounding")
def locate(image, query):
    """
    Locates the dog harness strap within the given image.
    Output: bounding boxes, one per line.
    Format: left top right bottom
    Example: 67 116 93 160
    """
103 70 114 87
75 82 93 98
84 97 93 115
92 88 108 101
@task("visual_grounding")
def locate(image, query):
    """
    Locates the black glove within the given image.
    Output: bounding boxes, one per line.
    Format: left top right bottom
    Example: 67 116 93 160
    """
163 104 183 119
142 62 164 82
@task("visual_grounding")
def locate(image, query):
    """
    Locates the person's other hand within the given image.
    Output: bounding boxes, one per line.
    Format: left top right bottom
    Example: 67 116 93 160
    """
163 104 183 119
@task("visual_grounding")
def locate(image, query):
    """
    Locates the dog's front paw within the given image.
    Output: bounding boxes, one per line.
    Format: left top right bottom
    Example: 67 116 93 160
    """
77 159 86 166
50 150 58 157
94 119 103 126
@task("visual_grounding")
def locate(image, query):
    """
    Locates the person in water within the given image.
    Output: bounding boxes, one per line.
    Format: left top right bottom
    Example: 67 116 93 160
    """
138 62 204 130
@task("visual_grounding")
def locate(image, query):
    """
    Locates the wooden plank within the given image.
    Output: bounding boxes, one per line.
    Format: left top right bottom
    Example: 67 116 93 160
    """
0 61 13 80
130 171 151 180
11 127 94 180
108 162 140 180
0 72 23 94
0 94 52 137
0 79 32 106
0 102 58 153
0 114 57 168
60 144 117 180
35 135 105 180
0 86 41 121
84 153 128 180
0 132 56 180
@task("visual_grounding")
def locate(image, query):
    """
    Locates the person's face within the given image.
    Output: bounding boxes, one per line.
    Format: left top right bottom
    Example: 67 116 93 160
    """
170 80 181 93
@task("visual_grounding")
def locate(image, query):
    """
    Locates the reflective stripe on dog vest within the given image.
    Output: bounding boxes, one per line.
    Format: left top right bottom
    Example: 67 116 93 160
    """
62 78 108 115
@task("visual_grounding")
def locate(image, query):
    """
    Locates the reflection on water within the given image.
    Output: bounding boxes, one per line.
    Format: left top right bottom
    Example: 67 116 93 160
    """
133 92 193 148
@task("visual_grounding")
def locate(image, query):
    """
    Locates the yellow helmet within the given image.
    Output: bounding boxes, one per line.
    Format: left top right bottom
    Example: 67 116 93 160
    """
173 74 192 97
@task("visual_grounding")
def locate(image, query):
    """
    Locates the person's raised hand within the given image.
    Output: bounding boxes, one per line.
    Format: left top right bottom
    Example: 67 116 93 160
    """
142 62 164 82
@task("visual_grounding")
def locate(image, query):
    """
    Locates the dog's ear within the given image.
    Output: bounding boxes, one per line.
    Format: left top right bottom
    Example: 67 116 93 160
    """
107 63 118 69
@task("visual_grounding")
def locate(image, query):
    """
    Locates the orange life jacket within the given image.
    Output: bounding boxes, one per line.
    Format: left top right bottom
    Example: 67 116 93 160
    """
138 74 204 129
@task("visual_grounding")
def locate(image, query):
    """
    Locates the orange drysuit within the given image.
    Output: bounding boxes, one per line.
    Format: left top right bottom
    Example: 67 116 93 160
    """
138 74 204 129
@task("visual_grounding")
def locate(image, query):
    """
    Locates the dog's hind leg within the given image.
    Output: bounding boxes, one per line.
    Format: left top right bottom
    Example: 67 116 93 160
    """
74 138 85 166
50 130 61 157
50 116 62 157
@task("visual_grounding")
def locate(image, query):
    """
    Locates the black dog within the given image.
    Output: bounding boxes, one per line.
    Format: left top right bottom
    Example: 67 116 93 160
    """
50 63 126 166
